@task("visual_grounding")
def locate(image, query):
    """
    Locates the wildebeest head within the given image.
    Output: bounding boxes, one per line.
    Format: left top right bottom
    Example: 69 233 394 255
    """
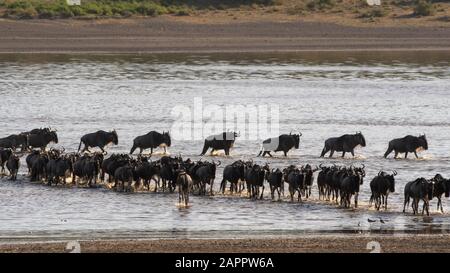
418 134 428 150
355 132 366 147
49 131 58 144
388 170 397 192
111 130 119 145
162 131 171 147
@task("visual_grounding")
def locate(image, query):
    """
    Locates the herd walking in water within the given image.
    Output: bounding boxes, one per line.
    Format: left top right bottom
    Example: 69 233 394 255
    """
1 127 447 215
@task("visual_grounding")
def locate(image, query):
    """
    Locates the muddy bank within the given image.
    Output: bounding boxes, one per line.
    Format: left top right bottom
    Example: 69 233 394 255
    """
0 17 449 53
1 235 450 253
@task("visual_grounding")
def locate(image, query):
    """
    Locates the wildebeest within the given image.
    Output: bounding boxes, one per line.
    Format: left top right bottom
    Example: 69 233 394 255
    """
176 170 193 206
317 164 334 200
72 152 104 186
265 168 283 201
26 128 58 151
200 131 239 156
0 134 28 151
369 170 397 210
257 132 302 157
403 177 434 216
78 130 118 153
283 165 305 202
320 132 366 158
430 174 450 213
190 160 220 195
133 156 161 191
114 164 137 192
0 148 13 174
339 165 365 208
46 149 74 186
302 164 318 199
130 131 171 155
243 162 266 199
6 153 20 181
384 134 428 159
28 152 49 182
220 160 246 194
100 153 129 183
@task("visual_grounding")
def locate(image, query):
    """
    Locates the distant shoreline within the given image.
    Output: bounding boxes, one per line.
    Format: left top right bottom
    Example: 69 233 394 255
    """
1 18 449 54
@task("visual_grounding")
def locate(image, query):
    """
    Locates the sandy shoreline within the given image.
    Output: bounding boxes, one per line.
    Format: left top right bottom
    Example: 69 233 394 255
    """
1 17 450 53
1 234 450 253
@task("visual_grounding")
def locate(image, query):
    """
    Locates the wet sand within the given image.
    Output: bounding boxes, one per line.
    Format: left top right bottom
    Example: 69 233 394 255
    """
1 235 450 253
0 17 450 53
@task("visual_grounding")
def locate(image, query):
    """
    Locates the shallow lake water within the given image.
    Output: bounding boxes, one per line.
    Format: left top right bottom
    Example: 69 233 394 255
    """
0 52 449 241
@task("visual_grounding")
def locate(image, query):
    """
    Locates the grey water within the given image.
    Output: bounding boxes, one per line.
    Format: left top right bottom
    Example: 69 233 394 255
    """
0 52 450 241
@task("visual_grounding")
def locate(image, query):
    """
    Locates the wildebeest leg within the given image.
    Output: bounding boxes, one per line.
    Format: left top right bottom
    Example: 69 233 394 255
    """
150 147 153 155
394 151 399 159
224 148 230 156
320 146 329 157
414 151 419 159
329 150 335 158
268 152 273 157
342 151 345 158
351 150 355 157
260 186 264 200
164 146 167 154
404 152 408 159
283 151 287 157
384 145 394 158
403 195 409 213
355 193 358 208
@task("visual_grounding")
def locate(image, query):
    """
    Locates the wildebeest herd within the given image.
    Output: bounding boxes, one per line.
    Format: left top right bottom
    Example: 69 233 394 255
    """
0 128 447 215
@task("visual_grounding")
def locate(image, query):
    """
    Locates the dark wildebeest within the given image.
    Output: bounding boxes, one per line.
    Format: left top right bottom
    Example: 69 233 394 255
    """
302 164 318 199
244 163 266 200
220 160 245 194
29 152 49 182
403 178 434 216
369 170 397 210
26 128 58 151
283 166 305 202
192 160 219 196
0 148 13 175
100 153 128 183
384 134 428 159
46 149 74 186
430 174 450 213
200 131 239 156
257 132 302 157
134 156 161 191
72 153 104 187
265 168 284 201
320 132 366 158
176 170 193 206
130 131 171 155
317 164 333 200
0 134 28 151
339 165 365 208
78 130 118 153
114 164 137 192
6 153 20 181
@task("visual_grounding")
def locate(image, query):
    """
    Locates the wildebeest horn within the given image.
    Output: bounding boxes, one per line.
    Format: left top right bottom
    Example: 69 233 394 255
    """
392 170 397 176
378 170 382 176
298 131 302 137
